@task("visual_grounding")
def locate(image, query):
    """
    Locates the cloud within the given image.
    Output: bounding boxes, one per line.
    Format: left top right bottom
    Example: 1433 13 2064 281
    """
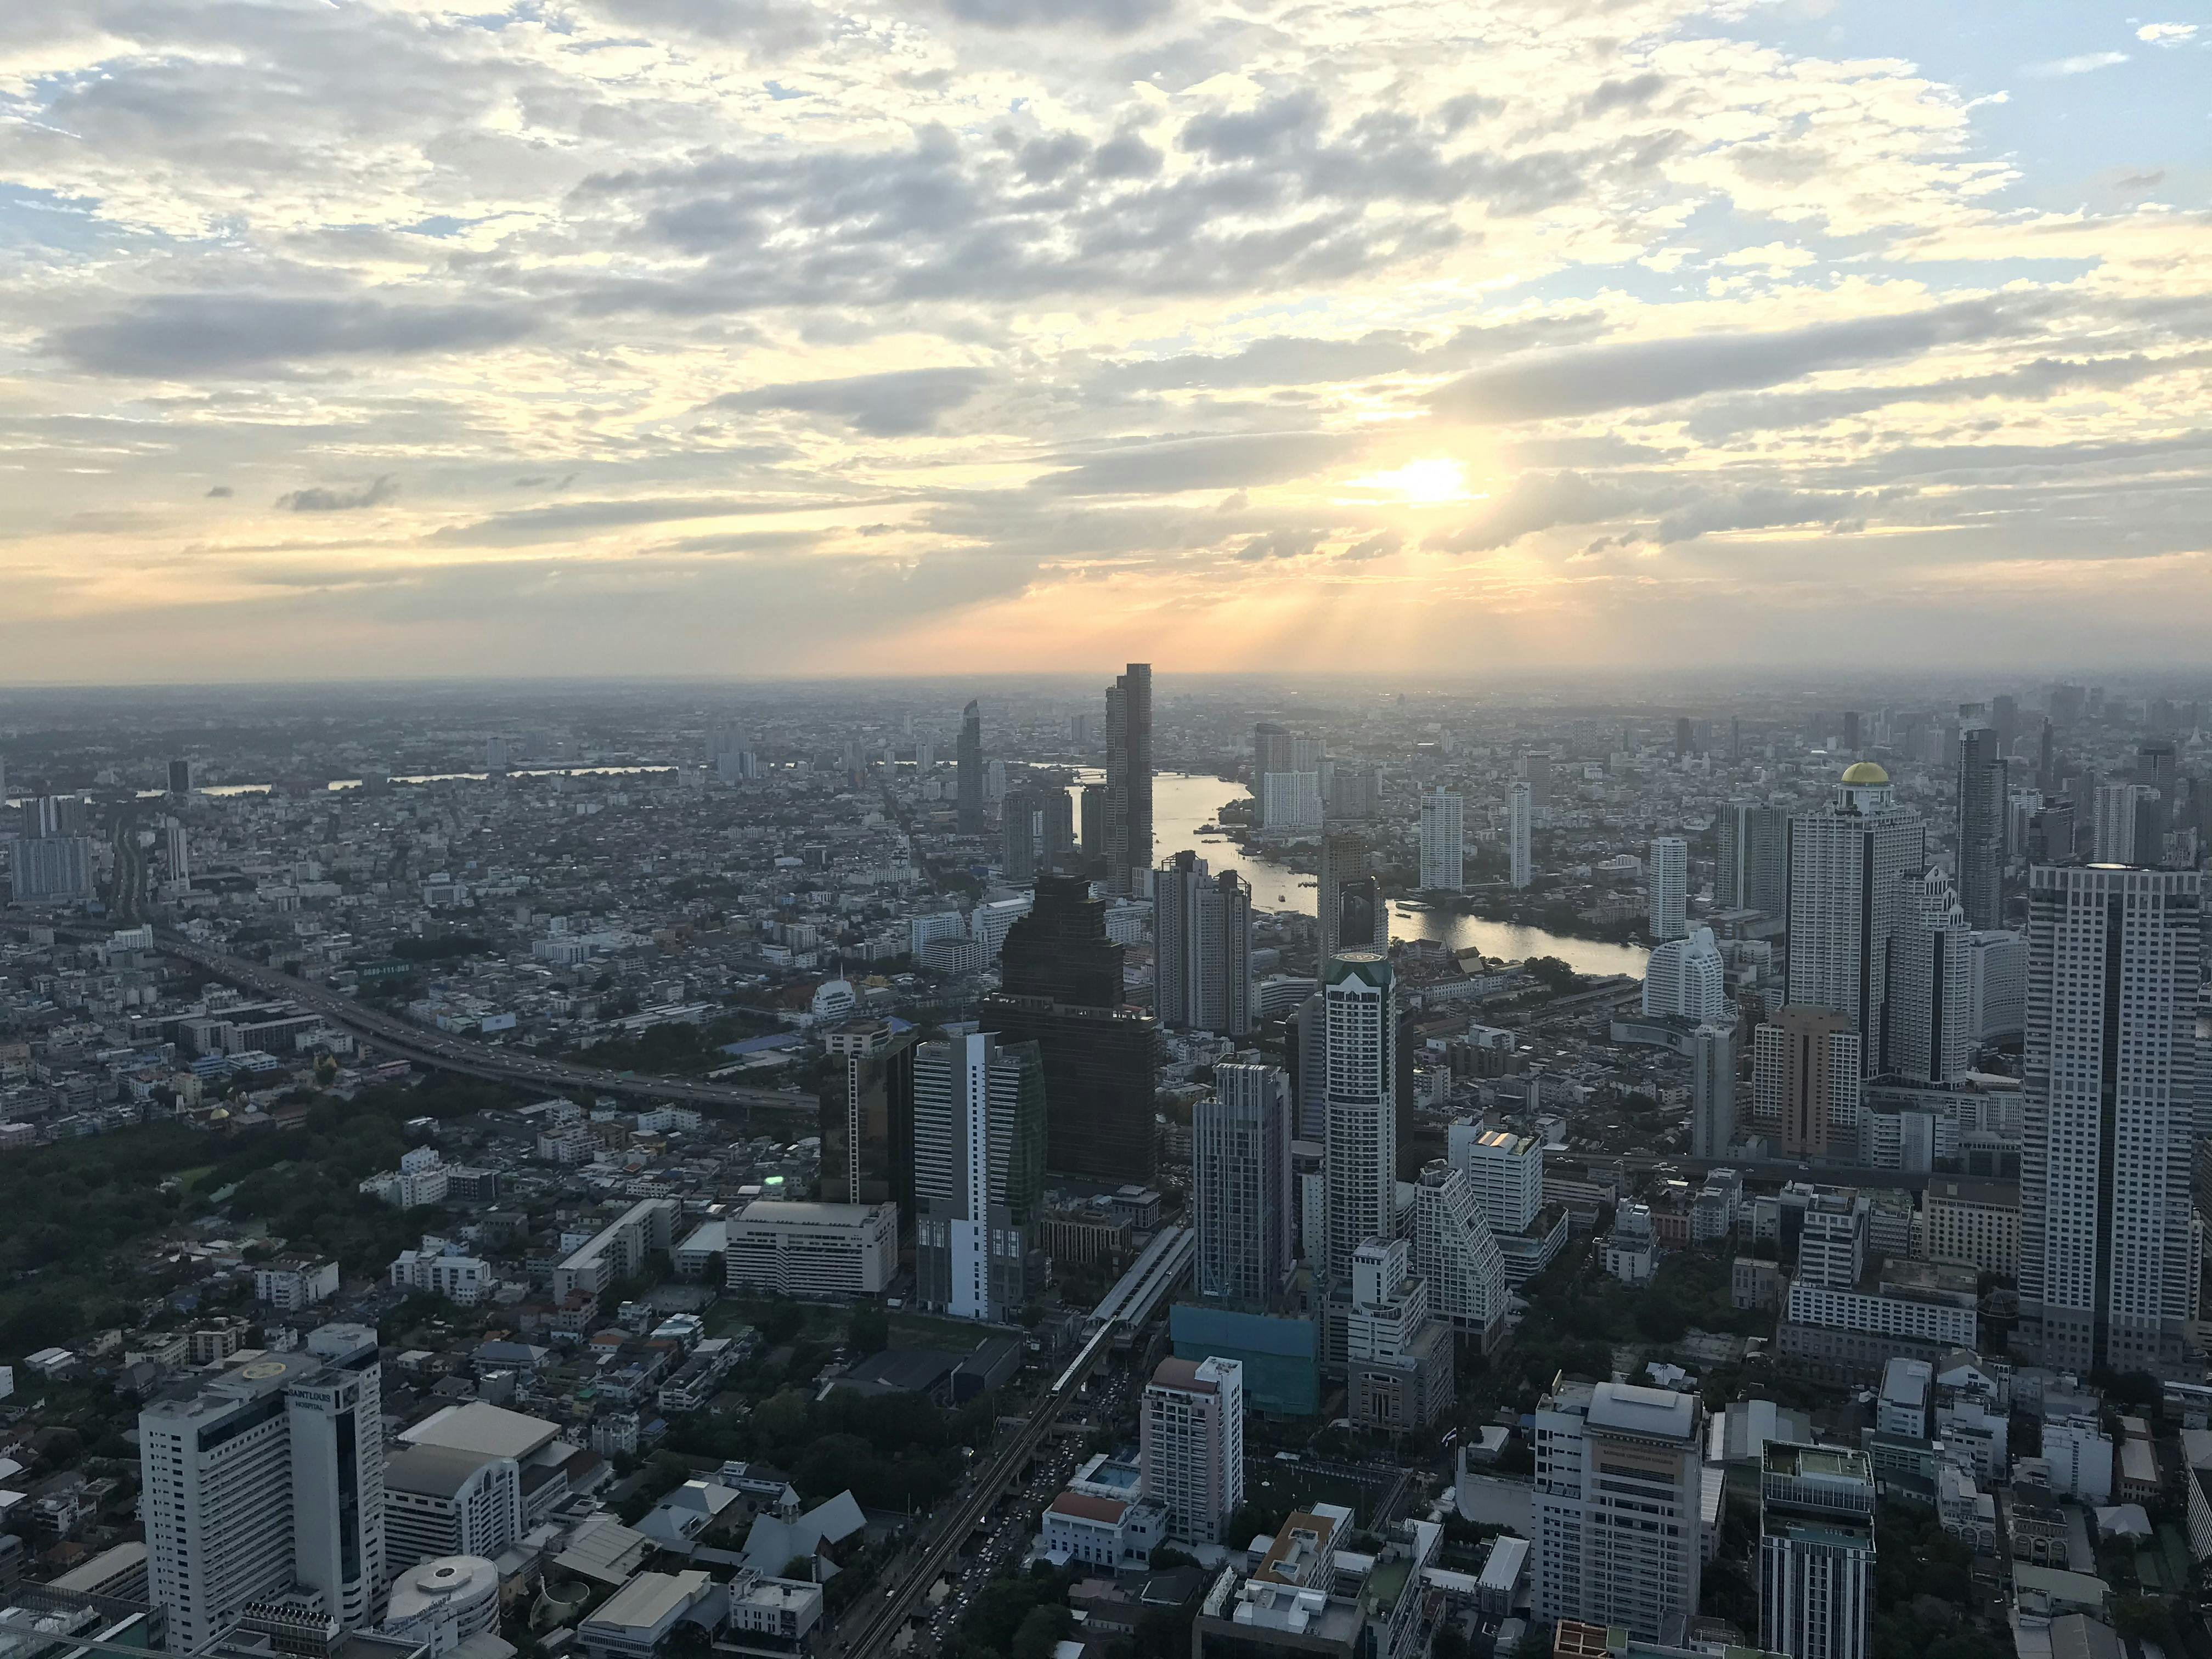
51 295 539 376
435 494 833 547
582 0 826 50
712 366 991 436
1033 431 1365 495
2021 51 2129 77
933 0 1173 31
2135 22 2197 44
205 485 234 498
275 475 399 512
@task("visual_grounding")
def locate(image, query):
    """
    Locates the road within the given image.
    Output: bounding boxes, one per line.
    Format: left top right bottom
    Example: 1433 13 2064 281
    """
153 932 822 1123
832 1322 1121 1659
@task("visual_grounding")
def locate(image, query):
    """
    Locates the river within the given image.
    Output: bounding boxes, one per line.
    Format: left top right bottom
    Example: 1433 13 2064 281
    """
1089 771 1650 979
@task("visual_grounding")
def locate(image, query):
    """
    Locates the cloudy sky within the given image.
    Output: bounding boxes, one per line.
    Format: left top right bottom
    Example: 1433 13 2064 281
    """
2 0 2208 682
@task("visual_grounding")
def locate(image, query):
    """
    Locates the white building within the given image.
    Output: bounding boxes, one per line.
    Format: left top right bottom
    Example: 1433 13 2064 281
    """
1641 927 1728 1024
1322 952 1397 1291
1782 1280 1977 1347
255 1259 338 1313
1448 1122 1544 1235
386 1402 572 1575
379 1555 501 1657
2091 782 2143 865
1966 930 2027 1041
1796 1192 1866 1291
1509 783 1532 890
555 1198 679 1301
1262 771 1324 832
391 1243 493 1305
1648 837 1688 941
913 1032 1046 1323
1785 763 1927 1075
1533 1380 1705 1639
1139 1356 1244 1547
724 1200 898 1299
1758 1443 1875 1659
139 1324 385 1654
1419 790 1464 891
2019 864 2202 1374
1604 1202 1658 1284
1407 1161 1509 1348
1193 1064 1294 1305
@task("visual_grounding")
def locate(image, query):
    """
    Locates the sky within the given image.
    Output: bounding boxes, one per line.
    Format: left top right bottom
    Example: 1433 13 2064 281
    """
1 0 2208 683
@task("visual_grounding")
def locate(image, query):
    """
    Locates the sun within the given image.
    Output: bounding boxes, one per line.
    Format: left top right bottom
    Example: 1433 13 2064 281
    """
1347 456 1473 505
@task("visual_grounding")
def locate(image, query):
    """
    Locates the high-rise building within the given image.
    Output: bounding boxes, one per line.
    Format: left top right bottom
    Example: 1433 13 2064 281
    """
1448 1125 1543 1235
913 1032 1047 1323
1786 763 1926 1073
1003 787 1045 883
1753 1007 1861 1159
1139 1356 1244 1547
1321 952 1397 1291
1720 804 1788 917
1520 750 1552 810
1759 1443 1876 1659
1260 770 1323 832
1408 1161 1508 1348
1881 867 1971 1085
1508 782 1532 890
986 875 1158 1184
2019 863 2202 1373
22 794 85 839
1104 663 1153 894
165 820 191 884
2092 782 2142 865
817 1022 916 1225
1192 1064 1293 1305
1689 1024 1735 1160
10 836 93 902
1316 828 1368 964
1419 789 1464 891
1533 1380 1705 1639
167 757 193 798
1288 992 1328 1143
1641 926 1728 1024
1080 782 1106 869
140 1324 385 1654
1155 851 1254 1036
1344 1237 1455 1430
956 699 984 833
1649 837 1688 941
1956 722 2007 930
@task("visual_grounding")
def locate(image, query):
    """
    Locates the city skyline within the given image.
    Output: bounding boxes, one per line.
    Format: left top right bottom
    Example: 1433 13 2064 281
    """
2 4 2208 679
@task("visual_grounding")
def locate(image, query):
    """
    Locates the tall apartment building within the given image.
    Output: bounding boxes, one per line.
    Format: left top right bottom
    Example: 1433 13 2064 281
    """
1155 851 1254 1036
2091 783 2142 866
1193 1064 1294 1305
1720 803 1788 916
2019 863 2202 1372
1796 1191 1867 1290
913 1032 1048 1323
1447 1124 1543 1235
1882 867 1971 1084
1322 953 1397 1289
1786 763 1927 1074
1104 663 1153 895
1533 1380 1705 1640
816 1022 915 1223
1753 1007 1861 1160
1759 1443 1875 1659
1689 1024 1735 1160
1642 927 1728 1024
956 699 984 834
140 1324 385 1654
1140 1357 1244 1547
1407 1162 1508 1349
1508 783 1533 890
1956 721 2007 932
1419 789 1464 891
1648 837 1688 941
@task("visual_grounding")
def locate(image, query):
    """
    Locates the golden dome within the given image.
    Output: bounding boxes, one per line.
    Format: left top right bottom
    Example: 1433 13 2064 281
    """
1841 761 1889 785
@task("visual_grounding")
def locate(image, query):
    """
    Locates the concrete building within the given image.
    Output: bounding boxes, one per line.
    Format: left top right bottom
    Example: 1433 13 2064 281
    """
1322 952 1396 1291
1648 837 1688 941
1882 867 1971 1085
1419 789 1464 891
1192 1064 1294 1306
1642 927 1728 1024
1753 1007 1861 1160
1407 1161 1509 1350
1721 803 1788 917
1104 663 1153 895
1344 1239 1454 1431
1758 1443 1875 1659
1786 763 1927 1075
914 1032 1047 1323
1155 852 1254 1036
1956 721 2007 933
1689 1024 1735 1160
1966 930 2028 1042
1533 1380 1706 1640
1139 1356 1244 1547
555 1198 679 1302
724 1200 898 1299
1919 1181 2019 1277
1448 1123 1544 1235
1509 783 1532 890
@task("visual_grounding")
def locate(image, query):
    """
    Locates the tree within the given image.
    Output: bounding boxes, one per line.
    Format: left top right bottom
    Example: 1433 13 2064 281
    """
1010 1604 1071 1659
847 1305 890 1353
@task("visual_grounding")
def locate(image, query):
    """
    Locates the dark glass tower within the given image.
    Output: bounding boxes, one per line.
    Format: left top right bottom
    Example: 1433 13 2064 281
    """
956 699 984 833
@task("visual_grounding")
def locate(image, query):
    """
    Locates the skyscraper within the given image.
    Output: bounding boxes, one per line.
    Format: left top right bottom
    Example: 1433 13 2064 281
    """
1407 1161 1509 1348
1192 1064 1293 1305
1753 1007 1861 1159
986 876 1159 1184
1648 836 1688 941
913 1031 1047 1323
817 1022 916 1224
141 1324 386 1654
1785 762 1926 1074
1419 788 1464 891
2091 782 2141 865
2019 863 2202 1373
167 757 193 797
1759 1443 1876 1659
1154 851 1254 1036
1720 803 1788 916
1689 1024 1735 1159
1881 867 1971 1084
1002 787 1045 882
1316 827 1369 964
1642 927 1728 1024
1079 781 1105 870
1956 721 2007 930
1139 1356 1244 1547
1533 1380 1705 1639
1104 662 1153 894
1322 952 1396 1290
956 699 984 833
1508 782 1532 890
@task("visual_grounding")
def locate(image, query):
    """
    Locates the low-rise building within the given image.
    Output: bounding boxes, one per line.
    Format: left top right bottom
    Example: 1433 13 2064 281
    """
725 1200 898 1299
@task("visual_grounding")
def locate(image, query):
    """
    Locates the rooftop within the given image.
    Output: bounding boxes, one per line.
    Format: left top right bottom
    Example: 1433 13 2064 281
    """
1586 1382 1698 1443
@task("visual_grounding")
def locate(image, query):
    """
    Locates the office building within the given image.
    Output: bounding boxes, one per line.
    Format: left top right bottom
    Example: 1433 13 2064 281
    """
140 1324 385 1654
1407 1162 1508 1349
1509 783 1533 889
986 875 1159 1184
1689 1024 1735 1160
1002 788 1045 883
1533 1380 1705 1639
1317 828 1372 964
168 758 193 797
1322 952 1397 1289
1786 763 1926 1073
816 1023 915 1223
1882 867 1971 1085
1080 781 1106 868
1155 851 1254 1036
1956 722 2006 931
165 820 191 884
1140 1356 1244 1547
1642 927 1728 1024
1797 1190 1866 1290
725 1200 899 1299
913 1032 1048 1323
1193 1064 1294 1305
1288 992 1328 1143
1721 804 1788 916
1966 929 2028 1042
1419 789 1464 891
1753 1007 1861 1160
1448 1124 1544 1236
956 700 984 833
1758 1443 1875 1659
2019 864 2202 1373
1345 1238 1454 1430
1649 837 1688 941
1104 663 1153 894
